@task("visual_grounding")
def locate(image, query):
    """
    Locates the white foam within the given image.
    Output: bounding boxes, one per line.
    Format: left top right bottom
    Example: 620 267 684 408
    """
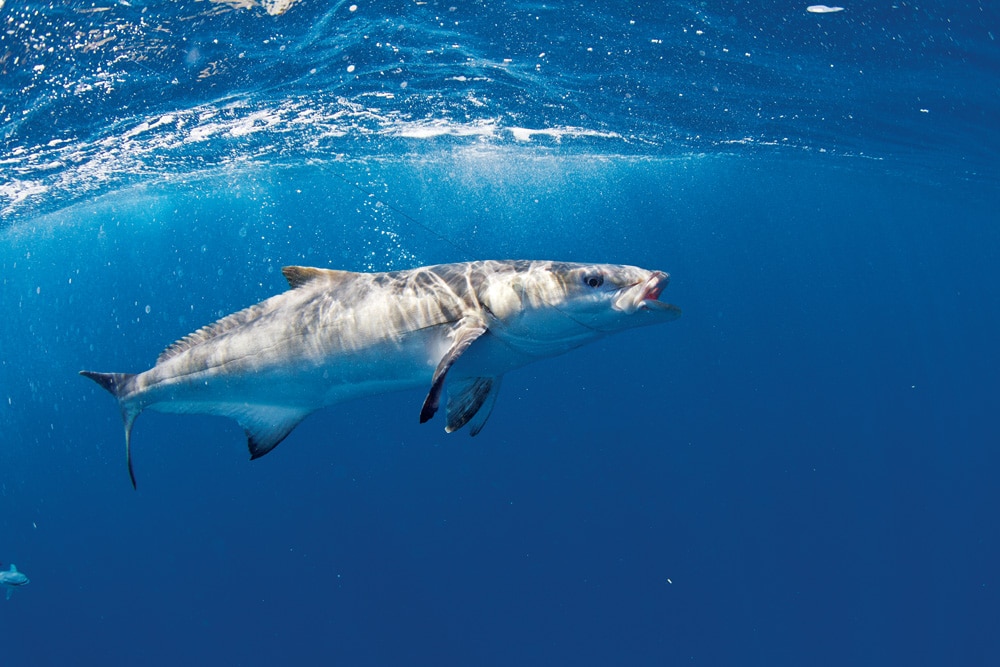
0 180 49 213
261 0 300 16
391 120 498 139
508 127 622 142
227 110 281 137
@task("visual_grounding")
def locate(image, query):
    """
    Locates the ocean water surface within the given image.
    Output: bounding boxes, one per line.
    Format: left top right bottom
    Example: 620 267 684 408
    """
2 1 998 665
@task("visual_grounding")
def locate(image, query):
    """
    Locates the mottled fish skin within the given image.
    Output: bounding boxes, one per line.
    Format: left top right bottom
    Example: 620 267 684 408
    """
81 260 680 487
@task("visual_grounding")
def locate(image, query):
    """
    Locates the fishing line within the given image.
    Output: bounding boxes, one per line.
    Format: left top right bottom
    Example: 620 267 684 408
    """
325 173 636 335
329 170 475 261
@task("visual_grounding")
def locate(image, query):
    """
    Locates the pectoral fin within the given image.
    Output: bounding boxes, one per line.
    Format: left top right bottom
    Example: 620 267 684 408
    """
420 318 488 424
446 375 502 435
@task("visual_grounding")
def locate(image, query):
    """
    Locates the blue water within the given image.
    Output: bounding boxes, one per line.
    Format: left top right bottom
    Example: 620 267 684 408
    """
2 1 999 665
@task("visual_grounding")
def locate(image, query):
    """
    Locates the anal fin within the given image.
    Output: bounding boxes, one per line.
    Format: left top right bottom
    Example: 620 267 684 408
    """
231 405 310 460
446 376 502 436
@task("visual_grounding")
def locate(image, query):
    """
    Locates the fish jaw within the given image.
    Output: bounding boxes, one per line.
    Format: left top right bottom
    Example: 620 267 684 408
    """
616 271 681 320
641 271 669 302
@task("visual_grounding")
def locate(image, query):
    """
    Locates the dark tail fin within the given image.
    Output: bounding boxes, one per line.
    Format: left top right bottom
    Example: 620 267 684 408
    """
79 371 132 396
79 371 141 489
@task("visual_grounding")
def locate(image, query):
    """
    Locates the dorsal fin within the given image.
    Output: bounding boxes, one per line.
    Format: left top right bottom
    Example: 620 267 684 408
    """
281 266 357 289
156 301 268 364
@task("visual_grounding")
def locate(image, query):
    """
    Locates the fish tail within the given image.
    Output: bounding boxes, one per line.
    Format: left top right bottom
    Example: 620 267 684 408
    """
79 371 142 489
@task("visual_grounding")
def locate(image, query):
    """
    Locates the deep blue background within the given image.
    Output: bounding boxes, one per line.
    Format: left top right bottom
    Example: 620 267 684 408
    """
2 1 999 665
3 156 998 665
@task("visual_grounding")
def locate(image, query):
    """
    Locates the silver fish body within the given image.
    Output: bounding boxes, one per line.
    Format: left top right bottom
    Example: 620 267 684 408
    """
0 564 29 600
81 260 680 487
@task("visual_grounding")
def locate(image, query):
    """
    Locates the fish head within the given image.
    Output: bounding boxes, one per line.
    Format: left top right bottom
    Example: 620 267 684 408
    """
0 565 28 586
481 261 680 355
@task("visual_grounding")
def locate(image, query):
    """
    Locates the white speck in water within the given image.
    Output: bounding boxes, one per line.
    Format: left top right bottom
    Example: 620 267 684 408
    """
144 305 151 314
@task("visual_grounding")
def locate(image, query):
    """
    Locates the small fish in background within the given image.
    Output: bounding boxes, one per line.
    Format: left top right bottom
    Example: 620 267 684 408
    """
0 563 30 600
807 5 845 13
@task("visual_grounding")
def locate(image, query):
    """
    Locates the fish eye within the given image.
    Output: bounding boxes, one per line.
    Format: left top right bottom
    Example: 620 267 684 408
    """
583 273 604 289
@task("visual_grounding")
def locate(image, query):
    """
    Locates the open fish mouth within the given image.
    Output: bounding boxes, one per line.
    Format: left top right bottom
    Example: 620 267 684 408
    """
636 271 681 318
643 271 668 301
